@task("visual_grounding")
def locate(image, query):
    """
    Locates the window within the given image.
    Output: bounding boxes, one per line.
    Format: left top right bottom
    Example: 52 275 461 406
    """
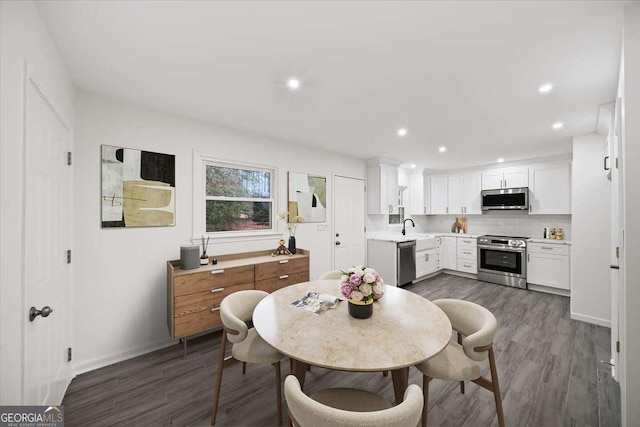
203 160 275 235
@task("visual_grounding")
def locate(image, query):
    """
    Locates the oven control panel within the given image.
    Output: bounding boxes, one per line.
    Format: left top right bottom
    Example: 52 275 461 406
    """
478 236 527 248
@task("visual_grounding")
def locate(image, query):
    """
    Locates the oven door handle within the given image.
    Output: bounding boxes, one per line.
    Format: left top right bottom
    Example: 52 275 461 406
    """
477 244 526 253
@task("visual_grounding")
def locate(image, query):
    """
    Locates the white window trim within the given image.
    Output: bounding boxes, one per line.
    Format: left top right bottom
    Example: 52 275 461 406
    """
192 150 280 242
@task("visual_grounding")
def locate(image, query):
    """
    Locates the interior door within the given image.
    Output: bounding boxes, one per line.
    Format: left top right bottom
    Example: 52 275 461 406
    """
334 176 365 270
610 96 623 380
23 79 72 404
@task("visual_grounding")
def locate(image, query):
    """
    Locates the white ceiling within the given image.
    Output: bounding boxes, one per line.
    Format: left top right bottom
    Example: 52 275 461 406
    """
37 1 626 170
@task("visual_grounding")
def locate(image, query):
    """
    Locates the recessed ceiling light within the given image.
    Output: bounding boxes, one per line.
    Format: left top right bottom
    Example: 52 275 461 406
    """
497 158 504 163
410 164 416 169
438 146 447 153
539 83 553 93
287 78 301 90
552 122 564 129
397 128 408 137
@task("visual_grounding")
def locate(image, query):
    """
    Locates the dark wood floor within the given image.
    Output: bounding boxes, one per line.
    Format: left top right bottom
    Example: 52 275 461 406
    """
62 274 621 426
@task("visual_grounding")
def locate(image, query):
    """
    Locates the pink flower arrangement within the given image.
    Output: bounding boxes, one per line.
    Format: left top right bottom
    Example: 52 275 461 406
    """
340 266 384 304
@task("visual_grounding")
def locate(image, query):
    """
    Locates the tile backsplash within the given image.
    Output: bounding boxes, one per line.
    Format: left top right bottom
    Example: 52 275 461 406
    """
411 211 572 240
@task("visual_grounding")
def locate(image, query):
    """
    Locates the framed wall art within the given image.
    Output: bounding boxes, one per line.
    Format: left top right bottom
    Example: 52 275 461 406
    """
101 145 175 228
287 172 327 223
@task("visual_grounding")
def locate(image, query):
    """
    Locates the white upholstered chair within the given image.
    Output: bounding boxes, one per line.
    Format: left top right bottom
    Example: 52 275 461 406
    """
415 299 504 427
284 375 423 427
318 270 343 280
211 290 285 426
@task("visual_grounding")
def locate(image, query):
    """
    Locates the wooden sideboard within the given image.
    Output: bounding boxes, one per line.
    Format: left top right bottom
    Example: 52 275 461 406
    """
167 249 310 354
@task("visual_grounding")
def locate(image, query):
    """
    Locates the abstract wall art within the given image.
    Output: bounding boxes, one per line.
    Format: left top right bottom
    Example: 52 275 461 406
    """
287 172 327 223
101 145 175 228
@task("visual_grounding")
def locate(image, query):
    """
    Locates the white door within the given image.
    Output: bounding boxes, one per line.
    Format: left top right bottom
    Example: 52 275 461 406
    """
610 96 624 380
447 175 464 215
23 80 72 404
443 237 457 270
481 169 503 190
334 176 365 270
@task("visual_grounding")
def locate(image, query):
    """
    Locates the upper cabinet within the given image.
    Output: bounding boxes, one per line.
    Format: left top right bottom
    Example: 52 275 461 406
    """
448 172 481 215
409 172 428 215
481 166 528 190
366 158 401 215
529 162 571 214
430 175 449 214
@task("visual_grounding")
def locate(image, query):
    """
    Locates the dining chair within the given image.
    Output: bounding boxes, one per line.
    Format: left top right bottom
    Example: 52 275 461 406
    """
318 270 343 280
284 375 423 427
211 290 285 426
415 299 504 427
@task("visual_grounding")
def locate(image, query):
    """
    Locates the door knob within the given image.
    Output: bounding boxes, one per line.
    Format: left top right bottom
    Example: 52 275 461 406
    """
335 241 341 246
29 306 53 322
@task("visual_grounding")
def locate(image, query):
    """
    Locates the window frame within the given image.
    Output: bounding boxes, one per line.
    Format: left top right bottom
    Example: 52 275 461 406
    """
193 151 278 240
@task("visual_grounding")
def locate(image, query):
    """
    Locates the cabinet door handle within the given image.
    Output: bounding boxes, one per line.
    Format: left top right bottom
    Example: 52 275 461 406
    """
529 204 532 213
500 179 503 188
423 207 426 214
463 264 472 268
210 307 221 313
527 253 530 262
504 179 507 188
210 270 225 275
604 156 610 171
610 264 620 270
279 275 289 279
389 205 393 213
210 288 225 293
426 254 429 261
279 260 289 264
446 207 449 214
541 246 554 250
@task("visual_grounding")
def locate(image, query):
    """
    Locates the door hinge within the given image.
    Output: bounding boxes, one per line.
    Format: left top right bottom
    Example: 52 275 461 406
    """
616 246 620 258
615 157 619 169
616 341 620 353
67 347 72 362
67 250 71 264
67 152 72 166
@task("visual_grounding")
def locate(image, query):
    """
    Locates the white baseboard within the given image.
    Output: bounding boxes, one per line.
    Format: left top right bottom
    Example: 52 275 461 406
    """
442 270 477 280
570 311 612 328
72 338 176 376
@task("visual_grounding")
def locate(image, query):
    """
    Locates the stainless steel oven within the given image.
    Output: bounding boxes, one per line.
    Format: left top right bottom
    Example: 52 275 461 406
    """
477 235 527 289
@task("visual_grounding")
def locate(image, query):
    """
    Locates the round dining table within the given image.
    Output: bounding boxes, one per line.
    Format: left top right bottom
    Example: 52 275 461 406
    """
252 280 452 404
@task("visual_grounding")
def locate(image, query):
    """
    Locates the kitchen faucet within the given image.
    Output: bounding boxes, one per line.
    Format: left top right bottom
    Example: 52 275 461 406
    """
401 218 415 236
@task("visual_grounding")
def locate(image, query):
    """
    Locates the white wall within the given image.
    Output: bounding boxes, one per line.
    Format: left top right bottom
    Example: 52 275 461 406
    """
0 1 74 403
570 134 611 326
73 90 366 373
622 3 640 425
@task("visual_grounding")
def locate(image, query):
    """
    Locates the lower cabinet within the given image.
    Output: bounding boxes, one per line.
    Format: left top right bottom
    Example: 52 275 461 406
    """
167 250 310 340
527 243 570 291
416 247 438 278
442 237 457 270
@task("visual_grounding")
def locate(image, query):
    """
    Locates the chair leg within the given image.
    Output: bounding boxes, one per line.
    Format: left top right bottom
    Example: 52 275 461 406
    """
211 331 227 426
382 370 388 377
242 362 247 374
488 347 505 427
457 332 465 393
273 361 283 426
422 375 431 427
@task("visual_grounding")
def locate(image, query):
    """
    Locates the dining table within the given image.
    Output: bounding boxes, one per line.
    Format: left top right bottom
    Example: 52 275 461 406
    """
252 280 452 404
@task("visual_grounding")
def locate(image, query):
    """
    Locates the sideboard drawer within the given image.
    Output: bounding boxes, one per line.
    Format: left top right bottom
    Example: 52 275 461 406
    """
174 282 254 318
255 257 309 281
174 265 254 297
175 308 222 338
255 271 309 293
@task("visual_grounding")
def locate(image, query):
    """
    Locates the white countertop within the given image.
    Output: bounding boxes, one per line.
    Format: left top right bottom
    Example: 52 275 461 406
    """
367 231 480 242
527 238 572 245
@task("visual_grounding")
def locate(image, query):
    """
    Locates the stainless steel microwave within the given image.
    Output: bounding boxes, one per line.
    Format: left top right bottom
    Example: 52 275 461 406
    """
481 187 529 211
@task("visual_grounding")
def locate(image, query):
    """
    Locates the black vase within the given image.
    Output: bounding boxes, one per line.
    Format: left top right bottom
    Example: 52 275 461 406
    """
348 301 373 319
288 236 297 254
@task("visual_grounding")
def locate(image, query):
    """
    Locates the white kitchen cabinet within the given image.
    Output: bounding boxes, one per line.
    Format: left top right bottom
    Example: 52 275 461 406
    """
430 175 449 214
527 242 570 291
367 160 401 214
456 236 477 274
409 172 427 215
481 167 528 190
443 236 457 270
528 162 571 214
416 247 438 278
448 173 481 215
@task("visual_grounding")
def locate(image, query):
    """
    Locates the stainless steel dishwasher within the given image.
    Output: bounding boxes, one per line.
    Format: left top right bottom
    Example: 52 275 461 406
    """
397 240 417 286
